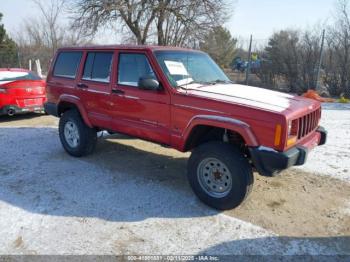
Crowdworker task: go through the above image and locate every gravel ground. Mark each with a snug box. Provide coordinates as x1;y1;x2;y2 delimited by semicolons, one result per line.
0;104;349;255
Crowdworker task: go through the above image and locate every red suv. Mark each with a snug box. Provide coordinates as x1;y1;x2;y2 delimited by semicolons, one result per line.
45;45;327;210
0;68;46;116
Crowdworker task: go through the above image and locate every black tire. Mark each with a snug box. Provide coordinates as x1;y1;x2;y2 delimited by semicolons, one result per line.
59;109;97;157
187;141;253;210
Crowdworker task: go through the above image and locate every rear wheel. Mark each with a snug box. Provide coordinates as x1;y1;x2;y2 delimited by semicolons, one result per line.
187;141;253;210
59;110;97;157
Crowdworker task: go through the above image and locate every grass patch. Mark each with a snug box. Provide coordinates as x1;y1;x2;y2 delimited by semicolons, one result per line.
338;96;350;103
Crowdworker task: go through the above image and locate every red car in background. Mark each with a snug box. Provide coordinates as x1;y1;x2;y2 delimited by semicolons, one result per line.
0;68;46;116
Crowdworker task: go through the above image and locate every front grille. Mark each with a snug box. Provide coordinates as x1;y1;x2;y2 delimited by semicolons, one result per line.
297;108;321;139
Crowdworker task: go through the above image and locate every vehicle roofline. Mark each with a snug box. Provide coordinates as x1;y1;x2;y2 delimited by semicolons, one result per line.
55;44;204;53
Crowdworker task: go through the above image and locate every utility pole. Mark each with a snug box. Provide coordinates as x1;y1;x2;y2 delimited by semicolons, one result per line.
245;34;253;85
17;50;22;68
315;29;325;90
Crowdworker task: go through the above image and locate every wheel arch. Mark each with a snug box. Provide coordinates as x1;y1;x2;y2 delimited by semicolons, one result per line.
57;94;92;128
182;115;258;151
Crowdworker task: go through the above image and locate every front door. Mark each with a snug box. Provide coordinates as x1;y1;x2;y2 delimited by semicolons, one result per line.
110;51;171;145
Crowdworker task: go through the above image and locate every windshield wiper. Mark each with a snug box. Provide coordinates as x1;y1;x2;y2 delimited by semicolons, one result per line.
177;80;207;88
178;80;196;87
176;79;233;90
206;79;234;85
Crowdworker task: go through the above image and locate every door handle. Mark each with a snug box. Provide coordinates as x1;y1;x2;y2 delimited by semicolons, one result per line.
50;81;63;86
112;89;125;95
77;83;88;88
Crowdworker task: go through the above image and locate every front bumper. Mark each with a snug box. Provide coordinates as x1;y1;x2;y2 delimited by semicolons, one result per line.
249;126;327;177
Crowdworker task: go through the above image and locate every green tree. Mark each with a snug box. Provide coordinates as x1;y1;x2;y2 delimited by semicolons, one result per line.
264;30;301;93
200;26;236;68
0;13;18;68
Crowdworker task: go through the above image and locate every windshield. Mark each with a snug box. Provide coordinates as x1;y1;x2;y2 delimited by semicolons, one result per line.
0;71;41;82
154;50;231;88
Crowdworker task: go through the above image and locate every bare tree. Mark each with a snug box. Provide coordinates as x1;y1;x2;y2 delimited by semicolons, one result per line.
323;35;342;96
326;0;350;97
156;0;230;46
15;0;92;73
298;28;322;90
70;0;232;46
71;0;157;45
31;0;66;56
255;28;322;94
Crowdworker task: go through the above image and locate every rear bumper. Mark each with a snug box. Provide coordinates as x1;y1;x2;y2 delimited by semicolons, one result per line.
0;105;44;116
44;102;58;117
249;126;327;177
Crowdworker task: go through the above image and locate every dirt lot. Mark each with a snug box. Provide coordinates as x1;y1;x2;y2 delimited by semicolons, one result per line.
0;104;349;255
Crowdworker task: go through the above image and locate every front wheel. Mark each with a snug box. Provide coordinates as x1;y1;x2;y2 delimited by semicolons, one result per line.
59;109;97;157
187;142;253;210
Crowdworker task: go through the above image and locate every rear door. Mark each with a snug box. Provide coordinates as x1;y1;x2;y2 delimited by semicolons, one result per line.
76;51;114;128
110;50;171;145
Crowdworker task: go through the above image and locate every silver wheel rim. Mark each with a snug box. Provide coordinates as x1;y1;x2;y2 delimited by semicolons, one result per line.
64;121;80;148
197;157;233;198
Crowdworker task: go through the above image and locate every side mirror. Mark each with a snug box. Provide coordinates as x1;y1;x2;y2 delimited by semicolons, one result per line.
138;76;160;90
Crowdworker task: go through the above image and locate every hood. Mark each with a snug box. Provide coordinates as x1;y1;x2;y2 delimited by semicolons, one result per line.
185;84;318;114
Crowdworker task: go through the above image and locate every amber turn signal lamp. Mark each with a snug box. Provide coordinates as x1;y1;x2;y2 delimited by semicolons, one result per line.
287;136;297;146
274;124;282;146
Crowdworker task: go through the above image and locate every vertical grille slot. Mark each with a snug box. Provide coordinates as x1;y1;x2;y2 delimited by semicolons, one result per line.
308;114;312;133
302;116;307;137
296;108;321;140
298;118;303;139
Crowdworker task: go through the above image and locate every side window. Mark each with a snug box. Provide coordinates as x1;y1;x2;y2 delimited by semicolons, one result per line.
82;52;113;83
118;53;156;87
53;51;82;78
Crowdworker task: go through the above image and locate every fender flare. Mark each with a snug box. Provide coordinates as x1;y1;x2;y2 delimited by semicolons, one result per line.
58;94;93;128
181;115;259;150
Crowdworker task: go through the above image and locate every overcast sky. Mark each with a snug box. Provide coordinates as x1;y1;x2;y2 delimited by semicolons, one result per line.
0;0;337;44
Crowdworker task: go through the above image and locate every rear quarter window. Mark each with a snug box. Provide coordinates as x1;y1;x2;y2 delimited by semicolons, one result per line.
53;51;82;79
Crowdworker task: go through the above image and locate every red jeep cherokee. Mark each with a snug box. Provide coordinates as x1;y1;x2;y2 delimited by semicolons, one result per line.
45;45;327;210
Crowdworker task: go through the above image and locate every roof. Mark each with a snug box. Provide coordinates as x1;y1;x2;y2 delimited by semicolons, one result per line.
58;44;203;53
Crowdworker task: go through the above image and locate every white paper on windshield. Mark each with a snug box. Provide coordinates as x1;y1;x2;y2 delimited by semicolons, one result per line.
164;61;189;75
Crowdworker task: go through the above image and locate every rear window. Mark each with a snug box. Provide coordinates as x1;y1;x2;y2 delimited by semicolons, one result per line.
82;52;113;83
0;71;41;81
53;51;82;78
